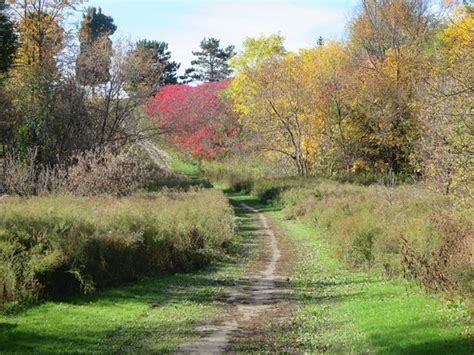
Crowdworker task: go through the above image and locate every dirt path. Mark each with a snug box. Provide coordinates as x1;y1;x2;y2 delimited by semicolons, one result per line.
178;203;290;354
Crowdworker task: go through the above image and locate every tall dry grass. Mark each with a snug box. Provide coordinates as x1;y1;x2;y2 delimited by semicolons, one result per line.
0;190;235;312
248;178;473;300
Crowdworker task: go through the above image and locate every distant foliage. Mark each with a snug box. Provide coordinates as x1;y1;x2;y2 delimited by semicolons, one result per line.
227;1;471;183
146;81;240;159
418;5;473;205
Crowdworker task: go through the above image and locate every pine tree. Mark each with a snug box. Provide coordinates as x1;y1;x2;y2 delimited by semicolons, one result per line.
136;40;180;85
76;7;116;86
0;1;17;74
181;37;235;83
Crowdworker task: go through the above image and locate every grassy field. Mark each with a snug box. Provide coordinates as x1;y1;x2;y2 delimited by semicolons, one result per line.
0;194;262;353
229;193;472;354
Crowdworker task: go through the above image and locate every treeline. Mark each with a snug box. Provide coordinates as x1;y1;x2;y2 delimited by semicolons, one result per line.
226;0;472;204
146;0;472;204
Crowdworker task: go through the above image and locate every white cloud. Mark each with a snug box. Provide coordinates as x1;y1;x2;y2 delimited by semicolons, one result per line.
139;2;351;75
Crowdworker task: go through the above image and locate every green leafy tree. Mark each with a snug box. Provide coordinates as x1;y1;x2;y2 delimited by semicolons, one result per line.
0;1;17;74
76;7;116;86
182;37;235;83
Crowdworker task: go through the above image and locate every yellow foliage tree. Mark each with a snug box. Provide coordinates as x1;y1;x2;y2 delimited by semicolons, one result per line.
418;4;473;205
229;35;338;176
15;11;63;69
346;0;434;175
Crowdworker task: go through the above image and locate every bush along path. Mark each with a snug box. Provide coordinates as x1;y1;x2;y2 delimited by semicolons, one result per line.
179;202;292;353
226;193;472;354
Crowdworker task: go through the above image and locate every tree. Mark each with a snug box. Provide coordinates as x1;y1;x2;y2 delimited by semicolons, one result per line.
15;11;64;71
346;0;437;175
229;34;323;176
229;34;328;176
123;42;162;98
2;0;84;164
7;0;81;71
145;81;239;159
298;42;355;175
124;40;181;97
181;37;235;83
228;34;286;114
0;1;17;74
418;3;473;203
76;7;116;86
136;40;180;85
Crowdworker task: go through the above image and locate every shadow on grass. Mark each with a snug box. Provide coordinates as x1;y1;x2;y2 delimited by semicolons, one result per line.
366;323;473;354
227;192;283;213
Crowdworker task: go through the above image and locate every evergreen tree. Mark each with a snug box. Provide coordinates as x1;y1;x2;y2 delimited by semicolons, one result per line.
181;37;235;83
76;7;116;86
136;40;180;85
0;1;17;74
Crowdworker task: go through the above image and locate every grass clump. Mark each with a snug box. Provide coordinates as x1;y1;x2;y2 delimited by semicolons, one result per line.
0;190;236;312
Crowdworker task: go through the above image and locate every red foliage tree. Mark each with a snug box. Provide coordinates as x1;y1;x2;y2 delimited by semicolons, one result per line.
145;80;239;158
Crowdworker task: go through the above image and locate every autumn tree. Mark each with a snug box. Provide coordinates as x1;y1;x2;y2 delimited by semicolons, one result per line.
229;34;322;176
1;0;89;165
124;41;163;98
418;2;473;203
136;40;180;85
0;1;17;152
7;0;81;71
182;37;235;83
76;7;116;86
145;81;239;159
124;40;181;97
297;42;356;174
347;0;437;175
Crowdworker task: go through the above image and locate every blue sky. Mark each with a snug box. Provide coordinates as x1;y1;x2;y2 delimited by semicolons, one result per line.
75;0;360;74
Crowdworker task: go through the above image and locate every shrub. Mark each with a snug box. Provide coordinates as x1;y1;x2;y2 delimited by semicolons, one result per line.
1;144;177;197
401;212;473;297
0;190;236;312
249;177;473;299
64;145;153;196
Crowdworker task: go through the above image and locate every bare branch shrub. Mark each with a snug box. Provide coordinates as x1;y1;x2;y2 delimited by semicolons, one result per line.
401;212;473;296
63;145;150;196
1;144;166;197
3;149;39;196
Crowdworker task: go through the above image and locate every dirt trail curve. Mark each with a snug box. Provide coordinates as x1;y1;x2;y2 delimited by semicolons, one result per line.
178;203;288;354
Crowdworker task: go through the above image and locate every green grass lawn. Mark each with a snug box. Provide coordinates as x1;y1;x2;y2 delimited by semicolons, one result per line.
169;156;199;178
230;193;472;354
0;200;261;353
